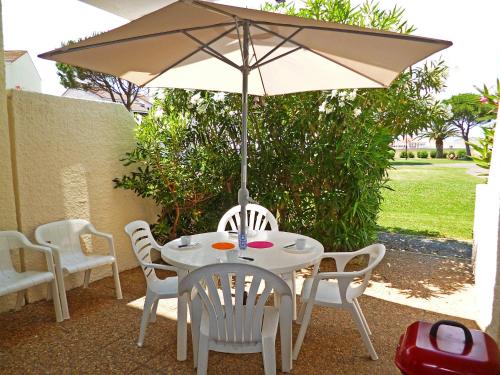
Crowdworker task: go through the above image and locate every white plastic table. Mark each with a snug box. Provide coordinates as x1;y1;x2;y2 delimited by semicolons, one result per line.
161;230;324;361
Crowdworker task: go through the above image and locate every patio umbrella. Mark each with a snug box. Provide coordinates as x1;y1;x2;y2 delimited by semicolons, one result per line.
39;0;451;249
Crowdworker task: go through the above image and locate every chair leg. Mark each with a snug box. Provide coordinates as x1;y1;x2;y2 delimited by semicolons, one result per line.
150;299;159;323
262;336;276;375
273;292;280;308
189;302;201;368
349;305;378;360
112;262;123;299
46;283;52;301
353;298;372;335
137;291;155;347
83;269;91;288
15;290;25;311
197;333;209;375
50;280;63;322
296;301;307;325
55;267;70;320
292;298;315;360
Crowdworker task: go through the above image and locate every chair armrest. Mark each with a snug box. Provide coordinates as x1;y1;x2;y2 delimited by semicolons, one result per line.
35;240;61;253
143;262;178;274
21;243;57;274
23;243;52;256
314;247;372;275
88;229;112;241
315;270;364;281
86;225;116;257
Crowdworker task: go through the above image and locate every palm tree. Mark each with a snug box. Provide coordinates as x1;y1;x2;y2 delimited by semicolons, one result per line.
419;121;458;158
418;102;457;158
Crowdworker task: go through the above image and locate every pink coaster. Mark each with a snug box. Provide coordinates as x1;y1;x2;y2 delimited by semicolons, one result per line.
248;241;274;249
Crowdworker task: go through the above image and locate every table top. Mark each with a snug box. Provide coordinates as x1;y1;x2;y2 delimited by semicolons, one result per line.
161;231;324;274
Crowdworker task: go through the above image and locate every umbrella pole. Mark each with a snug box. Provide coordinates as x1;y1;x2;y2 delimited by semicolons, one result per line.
238;21;250;250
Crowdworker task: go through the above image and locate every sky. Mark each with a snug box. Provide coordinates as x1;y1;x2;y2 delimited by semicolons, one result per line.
2;0;500;98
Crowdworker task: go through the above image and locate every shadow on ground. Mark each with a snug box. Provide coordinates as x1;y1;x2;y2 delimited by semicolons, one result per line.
378;231;472;259
371;250;473;300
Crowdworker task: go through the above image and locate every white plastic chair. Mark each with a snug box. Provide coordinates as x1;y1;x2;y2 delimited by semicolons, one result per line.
35;219;122;320
217;204;279;232
179;263;293;375
0;231;63;322
293;244;386;361
125;220;178;347
217;204;299;319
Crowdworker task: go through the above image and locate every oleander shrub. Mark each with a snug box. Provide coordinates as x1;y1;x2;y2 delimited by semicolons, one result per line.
417;150;429;158
408;151;415;158
400;151;408;158
430;150;437;158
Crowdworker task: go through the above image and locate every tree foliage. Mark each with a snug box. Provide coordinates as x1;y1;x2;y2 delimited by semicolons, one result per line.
444;93;493;155
56;39;147;111
114;0;447;250
468;79;499;169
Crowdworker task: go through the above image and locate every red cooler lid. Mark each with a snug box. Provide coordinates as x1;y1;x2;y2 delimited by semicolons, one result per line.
395;320;500;375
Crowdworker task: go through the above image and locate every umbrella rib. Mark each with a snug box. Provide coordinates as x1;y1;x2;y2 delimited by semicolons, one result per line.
245;20;451;46
182;31;241;71
141;26;238;87
38;22;235;58
250;27;302;70
253;23;387;87
249;31;267;96
251;46;302;70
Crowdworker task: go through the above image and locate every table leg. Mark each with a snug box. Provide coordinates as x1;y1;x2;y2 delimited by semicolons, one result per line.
177;269;188;361
281;271;297;320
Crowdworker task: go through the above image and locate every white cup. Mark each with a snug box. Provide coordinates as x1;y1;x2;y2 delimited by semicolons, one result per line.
226;249;239;262
295;238;306;250
180;235;191;246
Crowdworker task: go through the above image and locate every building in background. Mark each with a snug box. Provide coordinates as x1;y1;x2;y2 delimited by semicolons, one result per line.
391;135;469;150
4;50;41;92
62;88;152;116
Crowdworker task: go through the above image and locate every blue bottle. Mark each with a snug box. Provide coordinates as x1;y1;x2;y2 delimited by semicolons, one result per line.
238;232;247;250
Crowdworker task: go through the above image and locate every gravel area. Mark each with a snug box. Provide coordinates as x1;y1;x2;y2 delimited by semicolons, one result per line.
378;231;472;259
0;248;476;375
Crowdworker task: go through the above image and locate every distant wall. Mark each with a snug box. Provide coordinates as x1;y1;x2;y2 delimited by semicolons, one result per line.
0;89;157;310
5;53;42;92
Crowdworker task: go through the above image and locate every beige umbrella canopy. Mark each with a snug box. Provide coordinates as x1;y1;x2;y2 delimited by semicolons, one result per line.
40;0;451;247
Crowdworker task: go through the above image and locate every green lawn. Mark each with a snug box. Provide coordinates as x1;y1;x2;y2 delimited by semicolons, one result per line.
392;158;474;165
378;163;484;240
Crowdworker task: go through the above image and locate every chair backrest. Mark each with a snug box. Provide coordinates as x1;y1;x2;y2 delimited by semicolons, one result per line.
124;220;160;284
35;219;90;254
217;204;278;232
179;263;292;344
0;231;28;272
346;244;386;300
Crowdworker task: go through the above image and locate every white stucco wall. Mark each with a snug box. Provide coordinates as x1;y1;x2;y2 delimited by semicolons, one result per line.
5;53;42;92
0;0;20;310
473;107;500;343
1;90;157;310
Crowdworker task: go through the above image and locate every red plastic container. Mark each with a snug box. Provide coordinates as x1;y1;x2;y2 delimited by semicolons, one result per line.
395;320;500;375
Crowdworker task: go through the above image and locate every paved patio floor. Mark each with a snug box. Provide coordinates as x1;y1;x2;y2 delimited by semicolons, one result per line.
0;249;476;374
